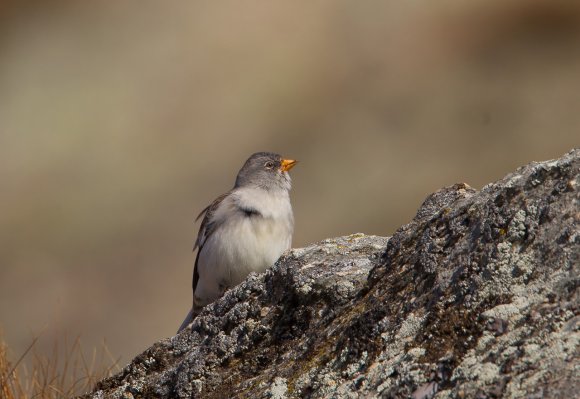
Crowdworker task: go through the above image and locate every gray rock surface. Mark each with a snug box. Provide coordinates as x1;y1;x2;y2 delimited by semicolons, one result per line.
85;149;579;399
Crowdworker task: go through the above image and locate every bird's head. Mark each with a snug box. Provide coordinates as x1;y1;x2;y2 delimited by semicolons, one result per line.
235;152;297;191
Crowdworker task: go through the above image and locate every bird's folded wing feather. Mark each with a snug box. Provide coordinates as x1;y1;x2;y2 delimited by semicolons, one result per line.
191;191;231;293
193;192;231;251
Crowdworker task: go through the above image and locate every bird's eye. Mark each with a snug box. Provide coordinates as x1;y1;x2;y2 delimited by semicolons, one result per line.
264;161;275;169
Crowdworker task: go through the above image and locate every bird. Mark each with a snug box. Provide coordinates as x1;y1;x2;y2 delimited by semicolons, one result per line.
177;152;297;332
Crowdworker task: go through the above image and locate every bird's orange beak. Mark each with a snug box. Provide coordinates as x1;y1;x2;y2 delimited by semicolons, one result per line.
280;159;298;172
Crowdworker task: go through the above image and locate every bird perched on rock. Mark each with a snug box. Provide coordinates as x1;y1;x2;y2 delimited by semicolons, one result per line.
178;152;297;332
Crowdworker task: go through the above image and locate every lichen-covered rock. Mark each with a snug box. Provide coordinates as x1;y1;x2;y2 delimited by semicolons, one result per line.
84;149;579;399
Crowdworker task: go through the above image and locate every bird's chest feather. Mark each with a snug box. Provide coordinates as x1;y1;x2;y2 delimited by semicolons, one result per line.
199;188;293;286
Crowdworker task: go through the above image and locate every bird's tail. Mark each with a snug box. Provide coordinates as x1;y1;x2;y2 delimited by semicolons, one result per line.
177;308;195;333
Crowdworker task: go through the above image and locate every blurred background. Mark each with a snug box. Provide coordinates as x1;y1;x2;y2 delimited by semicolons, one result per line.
1;0;579;373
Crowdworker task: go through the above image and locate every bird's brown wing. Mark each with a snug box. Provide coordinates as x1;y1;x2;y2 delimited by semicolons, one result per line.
191;249;201;296
191;192;230;292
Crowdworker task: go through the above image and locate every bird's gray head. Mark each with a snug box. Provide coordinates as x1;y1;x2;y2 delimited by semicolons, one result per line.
235;152;297;191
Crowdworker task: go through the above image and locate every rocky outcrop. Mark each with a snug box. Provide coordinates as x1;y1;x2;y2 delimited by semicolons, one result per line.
86;149;579;399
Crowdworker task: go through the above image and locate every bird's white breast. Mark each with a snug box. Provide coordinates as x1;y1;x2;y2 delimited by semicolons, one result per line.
194;187;293;303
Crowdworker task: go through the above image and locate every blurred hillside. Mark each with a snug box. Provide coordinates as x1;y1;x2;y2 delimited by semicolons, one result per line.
1;0;579;372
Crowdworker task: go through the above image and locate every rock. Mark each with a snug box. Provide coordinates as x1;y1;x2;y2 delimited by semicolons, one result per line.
83;149;579;399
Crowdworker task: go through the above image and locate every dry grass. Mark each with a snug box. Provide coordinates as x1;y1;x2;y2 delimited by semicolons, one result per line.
0;332;120;399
